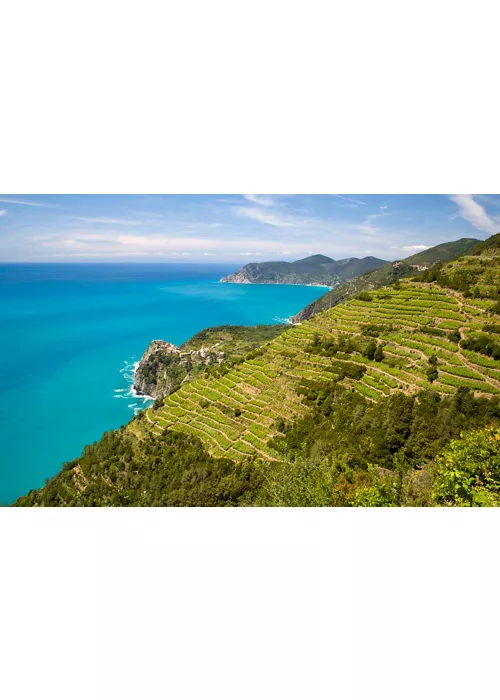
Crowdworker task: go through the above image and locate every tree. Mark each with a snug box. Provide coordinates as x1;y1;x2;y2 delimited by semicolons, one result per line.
363;341;377;361
374;345;385;362
427;368;438;383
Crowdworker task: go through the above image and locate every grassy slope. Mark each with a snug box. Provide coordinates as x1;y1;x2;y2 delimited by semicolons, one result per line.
140;248;500;463
293;237;479;322
181;324;286;355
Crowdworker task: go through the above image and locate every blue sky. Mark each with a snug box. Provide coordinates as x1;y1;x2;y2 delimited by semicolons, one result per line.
1;194;499;263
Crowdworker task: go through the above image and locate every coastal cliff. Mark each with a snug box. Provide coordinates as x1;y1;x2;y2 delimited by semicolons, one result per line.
133;325;287;399
133;339;226;399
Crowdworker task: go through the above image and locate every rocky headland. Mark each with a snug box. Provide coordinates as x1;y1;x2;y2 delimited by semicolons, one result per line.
220;254;387;287
133;325;287;399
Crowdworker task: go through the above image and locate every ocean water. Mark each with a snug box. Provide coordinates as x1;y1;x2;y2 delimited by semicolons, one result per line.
0;263;327;504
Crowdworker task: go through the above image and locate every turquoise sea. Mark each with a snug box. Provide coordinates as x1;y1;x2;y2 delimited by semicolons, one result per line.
0;263;327;504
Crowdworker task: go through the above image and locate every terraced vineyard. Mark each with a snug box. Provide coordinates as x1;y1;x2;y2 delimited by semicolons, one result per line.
145;272;500;461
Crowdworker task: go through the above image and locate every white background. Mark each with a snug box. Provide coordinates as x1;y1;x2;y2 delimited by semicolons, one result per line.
1;0;500;698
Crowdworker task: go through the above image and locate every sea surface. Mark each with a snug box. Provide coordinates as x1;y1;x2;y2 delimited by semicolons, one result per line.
0;263;327;504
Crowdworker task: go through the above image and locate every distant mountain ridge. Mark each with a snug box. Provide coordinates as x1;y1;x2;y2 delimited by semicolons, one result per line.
292;238;480;322
220;254;387;287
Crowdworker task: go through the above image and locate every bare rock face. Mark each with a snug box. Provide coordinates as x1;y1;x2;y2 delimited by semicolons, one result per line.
220;270;253;284
133;340;182;399
133;339;225;399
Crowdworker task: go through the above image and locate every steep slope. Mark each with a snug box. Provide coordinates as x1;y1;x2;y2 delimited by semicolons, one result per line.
142;279;500;463
405;238;480;265
468;232;500;256
134;325;287;399
17;236;500;508
220;254;387;287
293;238;479;322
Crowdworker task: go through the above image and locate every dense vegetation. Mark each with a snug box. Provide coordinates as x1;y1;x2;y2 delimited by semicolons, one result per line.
258;385;500;506
469;232;500;257
15;233;500;507
15;385;500;507
15;426;264;507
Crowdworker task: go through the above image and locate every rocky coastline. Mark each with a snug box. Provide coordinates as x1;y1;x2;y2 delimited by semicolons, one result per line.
133;339;226;399
133;325;288;401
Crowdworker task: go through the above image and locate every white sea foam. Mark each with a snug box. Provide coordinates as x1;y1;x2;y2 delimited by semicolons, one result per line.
273;316;293;325
114;358;154;413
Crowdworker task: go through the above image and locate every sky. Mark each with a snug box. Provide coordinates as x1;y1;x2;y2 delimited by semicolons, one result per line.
1;194;500;263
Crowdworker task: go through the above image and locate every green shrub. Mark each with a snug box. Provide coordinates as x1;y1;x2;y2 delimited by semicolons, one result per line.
483;324;500;334
363;341;377;361
426;368;438;383
432;427;500;506
461;333;500;361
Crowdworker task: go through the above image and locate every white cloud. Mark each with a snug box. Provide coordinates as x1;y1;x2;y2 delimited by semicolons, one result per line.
70;216;143;226
243;194;276;207
0;209;6;217
329;194;367;205
235;206;300;228
0;197;56;208
448;194;499;234
390;245;430;251
33;231;315;259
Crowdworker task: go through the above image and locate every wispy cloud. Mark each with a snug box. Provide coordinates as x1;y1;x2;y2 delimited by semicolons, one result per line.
329;194;367;206
4;194;498;263
391;244;430;251
70;216;143;226
0;197;57;208
243;194;276;207
448;194;500;234
235;206;301;228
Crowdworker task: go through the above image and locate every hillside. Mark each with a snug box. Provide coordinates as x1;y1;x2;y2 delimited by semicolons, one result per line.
469;232;500;256
220;254;387;287
134;325;287;399
293;238;479;322
15;234;500;507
